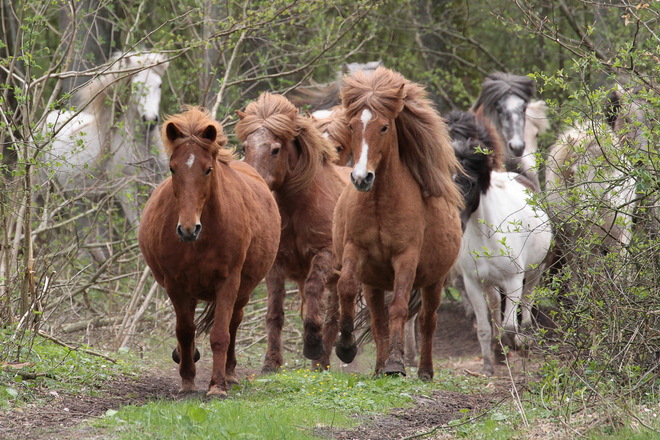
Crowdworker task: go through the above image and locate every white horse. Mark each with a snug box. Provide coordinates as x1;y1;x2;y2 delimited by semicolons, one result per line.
40;51;169;226
447;111;552;376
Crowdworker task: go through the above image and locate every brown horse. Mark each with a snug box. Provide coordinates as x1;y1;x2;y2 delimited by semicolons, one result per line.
312;107;353;166
236;93;350;372
333;67;463;380
139;107;280;398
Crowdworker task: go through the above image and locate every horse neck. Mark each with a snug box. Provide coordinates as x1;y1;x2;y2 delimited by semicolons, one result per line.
368;132;409;199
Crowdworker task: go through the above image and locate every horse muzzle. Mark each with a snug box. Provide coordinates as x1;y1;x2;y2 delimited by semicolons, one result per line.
350;171;375;192
508;139;525;157
177;223;202;242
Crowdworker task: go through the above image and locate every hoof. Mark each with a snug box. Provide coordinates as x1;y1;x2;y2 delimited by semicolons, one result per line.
383;359;406;377
206;386;228;399
172;347;200;364
335;337;358;364
418;369;433;382
303;339;325;361
313;358;330;371
178;383;199;394
226;373;240;385
261;362;281;375
482;364;495;377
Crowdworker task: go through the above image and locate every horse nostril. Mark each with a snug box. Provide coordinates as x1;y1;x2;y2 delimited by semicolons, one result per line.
177;224;184;238
365;172;374;184
194;224;202;237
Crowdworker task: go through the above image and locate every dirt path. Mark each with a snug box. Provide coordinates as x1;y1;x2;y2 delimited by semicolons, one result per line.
0;302;533;439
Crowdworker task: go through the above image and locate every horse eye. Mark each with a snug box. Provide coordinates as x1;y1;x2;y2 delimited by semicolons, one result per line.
205;167;212;176
336;146;343;153
349;125;354;132
169;167;174;175
381;125;388;133
271;147;280;156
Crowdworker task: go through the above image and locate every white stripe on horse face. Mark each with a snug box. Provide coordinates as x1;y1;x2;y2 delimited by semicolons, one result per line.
186;154;195;168
353;109;373;179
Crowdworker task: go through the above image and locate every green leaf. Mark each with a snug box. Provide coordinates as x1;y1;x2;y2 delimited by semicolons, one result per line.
5;387;18;398
490;412;508;421
105;409;118;417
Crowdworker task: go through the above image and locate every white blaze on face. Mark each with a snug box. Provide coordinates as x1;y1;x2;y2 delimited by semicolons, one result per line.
186;154;195;168
503;95;526;150
353;109;373;180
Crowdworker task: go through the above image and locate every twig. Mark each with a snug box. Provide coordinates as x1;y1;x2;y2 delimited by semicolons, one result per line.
37;330;117;363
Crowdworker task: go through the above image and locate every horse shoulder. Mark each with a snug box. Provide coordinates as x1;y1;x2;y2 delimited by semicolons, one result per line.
331;164;352;187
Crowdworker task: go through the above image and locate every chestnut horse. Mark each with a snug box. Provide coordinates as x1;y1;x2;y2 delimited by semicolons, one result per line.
312;107;353;166
236;93;350;372
333;67;463;380
139;107;280;397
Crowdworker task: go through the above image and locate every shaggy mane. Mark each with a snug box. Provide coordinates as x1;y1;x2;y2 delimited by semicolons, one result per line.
341;67;463;206
472;72;535;113
444;110;504;174
161;106;233;164
312;107;351;160
236;92;337;193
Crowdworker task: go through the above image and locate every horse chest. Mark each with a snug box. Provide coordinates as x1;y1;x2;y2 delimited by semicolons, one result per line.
276;220;327;280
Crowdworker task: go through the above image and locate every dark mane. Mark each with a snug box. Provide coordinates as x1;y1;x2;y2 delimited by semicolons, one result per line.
472;72;535;112
161;106;233;163
444;110;504;194
342;67;463;206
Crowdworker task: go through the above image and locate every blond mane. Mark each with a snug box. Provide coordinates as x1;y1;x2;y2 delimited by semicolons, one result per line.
161;106;233;163
236;92;337;193
341;67;463;205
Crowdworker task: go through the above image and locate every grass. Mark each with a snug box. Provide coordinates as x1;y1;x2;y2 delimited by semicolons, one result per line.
94;368;472;440
0;327;140;409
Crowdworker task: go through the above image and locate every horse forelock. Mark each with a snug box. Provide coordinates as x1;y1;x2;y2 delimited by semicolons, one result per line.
445;111;503;176
236;93;337;193
161;106;233;163
473;73;535;113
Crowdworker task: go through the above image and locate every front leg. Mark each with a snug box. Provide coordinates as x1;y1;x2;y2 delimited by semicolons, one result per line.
208;275;241;398
363;286;388;374
302;249;334;360
170;295;198;393
335;246;360;364
262;265;287;373
384;250;419;376
315;273;339;371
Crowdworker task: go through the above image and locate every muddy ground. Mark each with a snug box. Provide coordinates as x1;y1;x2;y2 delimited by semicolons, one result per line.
0;302;547;439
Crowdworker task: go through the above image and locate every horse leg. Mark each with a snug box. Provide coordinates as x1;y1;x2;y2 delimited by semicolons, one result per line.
315;272;339;371
302;249;333;360
417;280;443;381
501;275;525;352
404;313;418;367
519;268;542;351
463;275;495;376
207;276;241;399
484;285;505;360
335;247;360;364
364;286;388;374
262;265;286;374
225;286;252;386
171;295;198;393
383;252;418;377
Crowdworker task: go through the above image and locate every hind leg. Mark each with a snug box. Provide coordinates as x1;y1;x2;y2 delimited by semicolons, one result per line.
263;264;286;373
225;278;253;385
170;294;198;393
404;313;418;367
364;286;388;374
500;275;525;351
417;281;442;381
315;274;339;371
302;249;333;361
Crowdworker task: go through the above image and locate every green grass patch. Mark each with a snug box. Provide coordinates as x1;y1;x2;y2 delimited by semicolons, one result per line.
95;367;487;439
0;328;140;408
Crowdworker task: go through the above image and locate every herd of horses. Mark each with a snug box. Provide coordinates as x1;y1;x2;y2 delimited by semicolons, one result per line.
40;53;651;398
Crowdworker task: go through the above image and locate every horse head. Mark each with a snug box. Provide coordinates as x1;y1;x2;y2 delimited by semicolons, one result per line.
606;84;654;155
124;52;169;128
312;107;353;166
236;92;335;193
473;73;535;158
162;107;230;243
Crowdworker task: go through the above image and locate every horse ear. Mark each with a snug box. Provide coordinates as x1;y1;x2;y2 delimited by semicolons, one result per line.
166;122;182;142
201;124;217;142
235;110;247;120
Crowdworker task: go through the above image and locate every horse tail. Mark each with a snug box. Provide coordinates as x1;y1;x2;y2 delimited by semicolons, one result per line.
356;289;423;346
195;302;215;334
